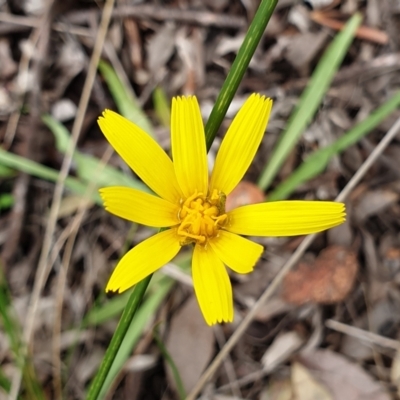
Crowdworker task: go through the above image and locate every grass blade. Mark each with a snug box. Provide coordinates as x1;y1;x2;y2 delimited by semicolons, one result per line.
42;114;150;192
0;148;102;204
86;275;152;400
258;13;362;191
153;87;171;128
154;329;186;400
269;91;400;200
0;266;45;400
98;60;154;135
98;277;175;399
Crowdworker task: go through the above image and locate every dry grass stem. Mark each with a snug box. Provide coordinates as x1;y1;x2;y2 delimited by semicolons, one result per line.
8;0;115;398
326;319;400;351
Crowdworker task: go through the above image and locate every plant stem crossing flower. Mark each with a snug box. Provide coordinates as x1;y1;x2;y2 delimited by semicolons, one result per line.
98;94;346;325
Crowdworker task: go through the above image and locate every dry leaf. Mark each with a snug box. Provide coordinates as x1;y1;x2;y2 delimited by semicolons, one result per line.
147;23;176;74
225;181;265;212
282;246;358;305
260;378;293;400
300;349;391;400
165;295;215;394
354;189;398;222
285;30;329;72
391;350;400;396
291;362;333;400
261;331;304;373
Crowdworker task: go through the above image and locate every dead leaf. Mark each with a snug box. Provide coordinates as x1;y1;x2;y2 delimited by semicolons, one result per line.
285;30;329;73
261;331;304;373
147;23;176;74
391;350;400;396
225;181;265;212
292;362;333;400
165;295;215;394
260;378;293;400
282;246;358;305
300;349;391;400
354;189;399;222
57;194;94;219
341;300;400;361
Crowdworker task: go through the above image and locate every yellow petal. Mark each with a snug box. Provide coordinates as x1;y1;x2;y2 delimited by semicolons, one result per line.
100;186;180;227
171;96;208;197
106;229;181;293
210;94;273;195
227;201;346;236
192;244;233;325
98;110;181;203
209;231;263;274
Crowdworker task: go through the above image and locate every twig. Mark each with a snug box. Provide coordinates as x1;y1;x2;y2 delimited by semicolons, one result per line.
161;264;193;287
0;12;92;37
8;0;115;398
52;146;113;400
68;5;245;29
0;4;245;37
325;319;400;350
7;3;54;394
311;11;389;44
213;326;242;398
186;114;400;399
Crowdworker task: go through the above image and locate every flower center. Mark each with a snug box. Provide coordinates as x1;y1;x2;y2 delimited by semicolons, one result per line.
177;189;227;246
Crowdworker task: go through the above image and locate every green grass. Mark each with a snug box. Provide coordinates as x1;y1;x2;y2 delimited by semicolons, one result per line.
269;91;400;200
0;265;45;399
258;13;362;191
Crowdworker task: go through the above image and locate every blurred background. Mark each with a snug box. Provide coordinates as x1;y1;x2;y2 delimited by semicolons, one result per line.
1;0;400;399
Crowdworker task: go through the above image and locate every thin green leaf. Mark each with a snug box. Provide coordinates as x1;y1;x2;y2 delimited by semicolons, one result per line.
86;254;191;399
0;164;14;177
0;266;45;400
154;329;186;400
98;61;154;136
86;275;152;400
0;193;13;210
42;114;150;193
153;87;171;128
0;148;102;204
258;13;363;191
269;91;400;200
98;278;174;399
85;253;190;326
0;367;11;395
85;290;131;327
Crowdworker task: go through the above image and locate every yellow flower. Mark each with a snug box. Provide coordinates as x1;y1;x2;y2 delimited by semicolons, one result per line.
98;94;346;325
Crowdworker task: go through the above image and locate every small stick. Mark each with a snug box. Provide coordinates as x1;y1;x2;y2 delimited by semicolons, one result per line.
325;319;400;351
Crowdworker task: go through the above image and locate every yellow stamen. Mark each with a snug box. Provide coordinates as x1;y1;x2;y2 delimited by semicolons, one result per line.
177;191;227;245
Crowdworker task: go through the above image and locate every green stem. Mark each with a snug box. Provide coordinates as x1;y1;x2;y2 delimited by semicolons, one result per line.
86;275;152;400
205;0;279;150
